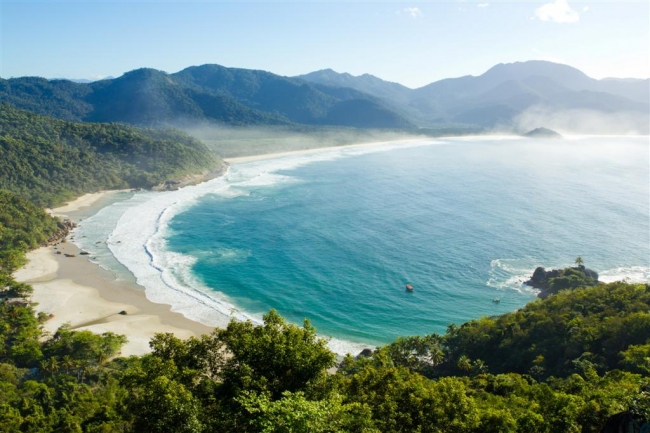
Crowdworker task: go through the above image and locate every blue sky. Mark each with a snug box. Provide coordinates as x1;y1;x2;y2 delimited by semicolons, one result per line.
1;0;648;88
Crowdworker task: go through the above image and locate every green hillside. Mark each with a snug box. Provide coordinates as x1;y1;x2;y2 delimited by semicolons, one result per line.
0;279;647;432
384;281;650;380
0;104;223;207
0;65;412;129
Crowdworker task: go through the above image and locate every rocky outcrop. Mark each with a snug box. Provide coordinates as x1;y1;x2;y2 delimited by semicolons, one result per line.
526;266;561;290
525;265;599;298
358;348;374;358
43;219;77;246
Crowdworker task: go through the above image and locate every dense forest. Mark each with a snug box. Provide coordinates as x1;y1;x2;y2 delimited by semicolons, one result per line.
0;104;223;207
2;61;648;133
0;195;648;431
0;66;412;129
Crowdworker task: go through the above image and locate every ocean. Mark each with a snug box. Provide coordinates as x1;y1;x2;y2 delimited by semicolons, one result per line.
74;136;650;354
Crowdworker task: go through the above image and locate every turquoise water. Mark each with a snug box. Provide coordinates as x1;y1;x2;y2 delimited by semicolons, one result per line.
159;136;649;348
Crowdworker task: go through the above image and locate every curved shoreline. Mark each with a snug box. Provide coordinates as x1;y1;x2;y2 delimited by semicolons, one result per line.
15;140;424;357
16;191;213;357
14;136;650;357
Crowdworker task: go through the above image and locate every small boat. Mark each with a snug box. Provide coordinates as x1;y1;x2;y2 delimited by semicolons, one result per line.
405;284;414;291
492;298;500;303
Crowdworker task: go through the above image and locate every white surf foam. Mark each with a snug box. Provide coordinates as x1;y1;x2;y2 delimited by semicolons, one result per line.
487;258;539;294
599;266;650;284
326;337;374;357
487;259;649;294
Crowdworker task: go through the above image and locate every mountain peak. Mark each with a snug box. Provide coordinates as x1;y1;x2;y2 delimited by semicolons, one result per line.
482;60;590;80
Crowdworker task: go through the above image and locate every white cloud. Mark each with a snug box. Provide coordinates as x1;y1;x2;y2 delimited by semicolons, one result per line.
582;6;589;12
535;0;580;23
477;3;489;8
403;7;423;18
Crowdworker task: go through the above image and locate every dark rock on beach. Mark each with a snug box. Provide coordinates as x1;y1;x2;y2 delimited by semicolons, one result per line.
358;348;374;358
43;219;77;246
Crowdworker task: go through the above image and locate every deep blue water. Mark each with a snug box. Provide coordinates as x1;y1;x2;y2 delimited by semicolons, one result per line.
164;137;649;348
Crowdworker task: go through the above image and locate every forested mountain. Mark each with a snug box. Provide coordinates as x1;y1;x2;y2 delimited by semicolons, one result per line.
298;60;650;133
0;65;412;129
297;68;413;105
0;104;223;207
3;60;646;133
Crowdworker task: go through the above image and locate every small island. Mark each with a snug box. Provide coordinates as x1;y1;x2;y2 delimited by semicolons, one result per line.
523;127;563;139
525;257;599;298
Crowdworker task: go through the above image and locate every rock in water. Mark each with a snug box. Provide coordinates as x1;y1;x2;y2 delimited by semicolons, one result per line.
525;265;599;298
523;127;563;139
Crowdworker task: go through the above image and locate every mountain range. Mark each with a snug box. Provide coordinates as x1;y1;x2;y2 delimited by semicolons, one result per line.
1;61;648;133
297;60;649;133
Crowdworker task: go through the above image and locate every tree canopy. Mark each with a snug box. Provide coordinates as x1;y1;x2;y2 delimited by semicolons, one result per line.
0;104;222;207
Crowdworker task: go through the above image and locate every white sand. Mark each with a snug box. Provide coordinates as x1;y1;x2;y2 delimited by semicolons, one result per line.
31;278;195;357
13;248;59;283
224;138;429;164
47;190;129;219
15;196;212;357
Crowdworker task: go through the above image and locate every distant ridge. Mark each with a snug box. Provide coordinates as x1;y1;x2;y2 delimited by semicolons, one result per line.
296;69;413;103
298;60;649;134
50;77;115;83
0;65;411;129
1;60;647;133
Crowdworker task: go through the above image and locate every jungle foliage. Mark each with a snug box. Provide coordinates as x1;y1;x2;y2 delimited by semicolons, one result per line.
1;271;648;431
0;104;222;207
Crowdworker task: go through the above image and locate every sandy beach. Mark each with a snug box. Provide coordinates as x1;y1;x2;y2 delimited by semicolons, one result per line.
46;191;117;219
14;139;430;357
15;191;213;357
223;138;429;164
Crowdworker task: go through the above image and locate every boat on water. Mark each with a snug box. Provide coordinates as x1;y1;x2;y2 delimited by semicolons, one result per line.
492;298;500;303
405;284;414;291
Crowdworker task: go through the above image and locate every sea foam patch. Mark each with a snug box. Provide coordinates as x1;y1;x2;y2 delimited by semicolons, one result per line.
599;266;650;284
487;258;539;293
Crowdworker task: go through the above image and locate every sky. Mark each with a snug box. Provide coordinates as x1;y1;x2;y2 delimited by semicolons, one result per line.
1;0;648;88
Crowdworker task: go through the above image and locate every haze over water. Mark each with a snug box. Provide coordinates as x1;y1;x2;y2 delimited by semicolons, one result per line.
76;136;650;353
